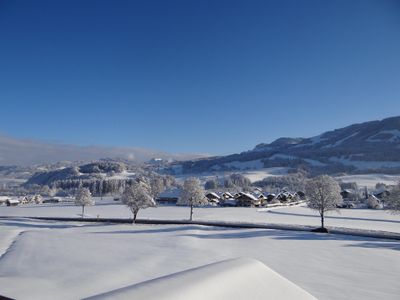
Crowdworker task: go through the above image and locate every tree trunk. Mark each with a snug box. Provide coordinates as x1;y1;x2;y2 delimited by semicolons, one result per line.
82;205;85;218
321;212;324;229
133;210;138;224
190;204;193;221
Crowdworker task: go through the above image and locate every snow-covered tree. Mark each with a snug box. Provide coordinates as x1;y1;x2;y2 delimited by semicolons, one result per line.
150;177;166;198
75;187;94;218
33;194;43;204
305;175;342;231
386;182;400;213
204;178;219;190
121;181;156;223
178;177;207;221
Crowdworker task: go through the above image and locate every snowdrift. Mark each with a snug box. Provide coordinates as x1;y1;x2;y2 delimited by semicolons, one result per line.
86;258;316;300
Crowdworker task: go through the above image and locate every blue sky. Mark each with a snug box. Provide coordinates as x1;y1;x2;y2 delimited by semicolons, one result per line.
0;0;399;155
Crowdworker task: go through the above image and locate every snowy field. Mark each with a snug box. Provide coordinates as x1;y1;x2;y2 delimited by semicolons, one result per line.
335;173;400;188
173;167;290;183
1;202;399;233
0;218;399;300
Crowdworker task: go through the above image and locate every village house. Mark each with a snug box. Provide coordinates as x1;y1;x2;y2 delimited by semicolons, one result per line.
221;192;234;199
0;196;11;205
156;188;181;205
235;192;261;207
6;199;20;206
340;189;358;201
205;192;220;206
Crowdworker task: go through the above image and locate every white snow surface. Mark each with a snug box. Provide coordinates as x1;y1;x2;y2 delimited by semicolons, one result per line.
329;157;400;169
173;167;290;184
303;158;327;167
0;217;398;300
335;173;400;188
1;202;399;233
222;159;264;170
87;258;316;300
367;129;400;142
323;132;359;148
269;153;297;160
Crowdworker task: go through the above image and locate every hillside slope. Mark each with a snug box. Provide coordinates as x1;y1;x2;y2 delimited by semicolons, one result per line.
169;116;400;175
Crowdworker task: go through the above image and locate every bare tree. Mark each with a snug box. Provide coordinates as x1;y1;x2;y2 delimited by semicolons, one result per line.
121;181;156;223
305;175;342;232
75;187;94;218
178;177;207;221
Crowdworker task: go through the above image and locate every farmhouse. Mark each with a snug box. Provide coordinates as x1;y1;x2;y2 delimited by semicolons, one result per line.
157;188;181;205
373;188;390;199
0;196;10;205
221;192;234;199
43;197;61;204
6;199;19;206
205;192;220;205
235;192;261;207
340;189;357;200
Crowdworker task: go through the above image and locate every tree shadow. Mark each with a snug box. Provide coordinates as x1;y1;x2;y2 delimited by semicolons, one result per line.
89;225;232;235
344;241;400;251
178;228;400;251
0;218;114;229
267;210;400;224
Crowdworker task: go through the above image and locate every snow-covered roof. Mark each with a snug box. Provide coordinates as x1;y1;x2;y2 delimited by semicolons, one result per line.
206;192;220;199
342;189;356;194
368;194;379;200
237;192;258;201
222;192;234;198
158;188;182;198
6;199;20;204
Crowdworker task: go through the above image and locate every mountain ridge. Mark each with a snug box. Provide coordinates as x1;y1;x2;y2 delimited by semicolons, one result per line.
0;134;203;166
168;116;400;175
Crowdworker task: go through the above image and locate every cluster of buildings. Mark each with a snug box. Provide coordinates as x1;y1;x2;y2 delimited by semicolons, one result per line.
156;188;306;207
339;186;390;209
0;195;70;206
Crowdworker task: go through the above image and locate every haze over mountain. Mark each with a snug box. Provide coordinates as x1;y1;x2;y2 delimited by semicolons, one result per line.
0;134;203;166
171;116;400;175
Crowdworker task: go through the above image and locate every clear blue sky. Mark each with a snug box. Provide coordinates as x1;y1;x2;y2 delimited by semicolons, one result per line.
0;0;399;155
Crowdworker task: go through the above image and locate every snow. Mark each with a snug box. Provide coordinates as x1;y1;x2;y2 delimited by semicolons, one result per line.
367;130;400;142
89;258;316;300
241;167;290;182
0;218;398;300
335;173;400;188
1;203;399;299
158;187;181;198
303;158;327;167
329;157;400;169
269;154;297;160
223;159;264;170
297;134;327;146
323;132;359;148
1;203;399;233
173;167;290;184
102;170;136;180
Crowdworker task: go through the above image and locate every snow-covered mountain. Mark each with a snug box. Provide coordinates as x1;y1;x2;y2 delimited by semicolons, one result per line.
0;134;203;166
170;116;400;175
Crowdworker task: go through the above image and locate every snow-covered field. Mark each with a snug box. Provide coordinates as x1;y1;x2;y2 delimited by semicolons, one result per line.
335;173;400;188
173;167;290;183
0;218;399;300
1;202;399;233
91;258;316;300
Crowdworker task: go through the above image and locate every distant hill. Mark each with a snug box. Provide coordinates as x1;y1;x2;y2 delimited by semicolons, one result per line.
166;116;400;175
0;134;203;166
